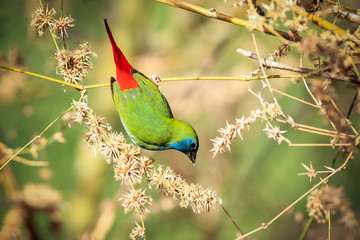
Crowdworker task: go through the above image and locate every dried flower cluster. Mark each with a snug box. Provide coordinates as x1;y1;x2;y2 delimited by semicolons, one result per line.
307;188;326;223
307;186;359;232
149;166;222;213
55;42;96;85
31;5;74;39
31;5;94;86
211;99;291;156
121;188;152;214
130;222;146;240
71;94;221;238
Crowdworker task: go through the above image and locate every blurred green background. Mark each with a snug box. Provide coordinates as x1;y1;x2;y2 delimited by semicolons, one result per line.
1;0;360;239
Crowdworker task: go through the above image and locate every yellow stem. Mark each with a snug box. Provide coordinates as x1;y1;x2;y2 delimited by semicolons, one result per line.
298;170;333;175
140;215;146;240
291;4;347;36
0;64;306;89
159;74;303;82
275;118;354;138
85;83;111;89
152;0;300;42
325;0;357;12
251;32;278;104
272;88;320;109
0;65;83;90
296;127;347;138
50;27;60;51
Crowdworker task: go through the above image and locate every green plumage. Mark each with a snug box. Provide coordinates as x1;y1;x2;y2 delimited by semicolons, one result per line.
111;71;172;149
111;71;198;152
106;19;198;163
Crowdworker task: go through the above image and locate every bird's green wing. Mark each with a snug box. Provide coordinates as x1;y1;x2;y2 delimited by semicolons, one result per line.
110;73;174;150
132;69;173;119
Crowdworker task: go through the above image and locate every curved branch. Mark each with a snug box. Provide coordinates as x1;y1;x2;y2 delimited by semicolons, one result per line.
152;0;301;42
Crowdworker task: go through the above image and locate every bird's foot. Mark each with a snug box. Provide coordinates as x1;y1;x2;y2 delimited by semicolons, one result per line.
150;74;161;88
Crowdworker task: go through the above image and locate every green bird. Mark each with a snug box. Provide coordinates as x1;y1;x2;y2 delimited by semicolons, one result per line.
104;19;199;163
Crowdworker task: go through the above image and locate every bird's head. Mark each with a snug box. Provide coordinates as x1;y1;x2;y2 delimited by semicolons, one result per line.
168;120;199;163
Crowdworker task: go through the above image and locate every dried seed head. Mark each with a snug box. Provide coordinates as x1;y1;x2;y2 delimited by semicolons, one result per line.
55;42;96;85
120;188;152;214
130;222;146;240
83;113;106;147
307;188;326;223
148;166;221;213
53;16;74;39
31;6;56;37
113;159;141;184
100;132;125;163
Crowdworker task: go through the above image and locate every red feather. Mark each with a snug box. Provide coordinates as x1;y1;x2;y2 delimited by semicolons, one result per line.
104;19;140;91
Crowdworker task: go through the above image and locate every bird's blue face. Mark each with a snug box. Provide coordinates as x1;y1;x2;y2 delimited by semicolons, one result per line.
169;137;198;163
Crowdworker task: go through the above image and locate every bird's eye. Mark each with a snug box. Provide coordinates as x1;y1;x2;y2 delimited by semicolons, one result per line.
190;142;196;149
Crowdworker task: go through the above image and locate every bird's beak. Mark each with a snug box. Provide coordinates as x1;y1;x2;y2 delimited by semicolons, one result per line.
187;150;197;164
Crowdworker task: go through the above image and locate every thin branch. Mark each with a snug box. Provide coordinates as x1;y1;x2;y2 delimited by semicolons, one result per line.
299;53;338;130
289;143;351;147
325;0;357;12
328;98;358;135
236;151;353;240
276;118;355;138
237;48;360;84
0;105;75;170
152;0;301;42
221;204;245;237
251;32;278;104
271;88;320;109
295;127;350;138
299;218;313;240
0;65;83;90
279;116;354;140
0;64;306;89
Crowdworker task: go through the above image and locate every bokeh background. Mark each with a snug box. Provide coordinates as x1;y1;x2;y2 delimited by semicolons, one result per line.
1;0;360;239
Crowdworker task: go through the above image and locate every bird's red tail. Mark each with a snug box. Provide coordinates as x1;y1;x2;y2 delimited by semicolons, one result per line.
104;19;139;91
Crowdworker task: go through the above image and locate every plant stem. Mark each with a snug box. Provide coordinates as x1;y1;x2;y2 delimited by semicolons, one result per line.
0;65;83;90
152;0;300;42
289;2;347;36
289;143;351;147
0;105;75;171
298;217;313;240
272;88;320;109
221;204;245;236
236;151;353;240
